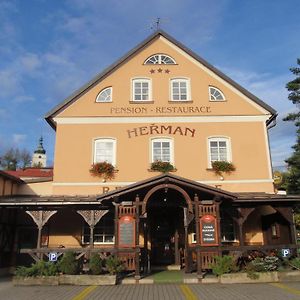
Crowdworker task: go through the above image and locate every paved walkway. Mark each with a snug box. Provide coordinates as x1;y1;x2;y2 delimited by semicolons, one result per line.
1;278;300;300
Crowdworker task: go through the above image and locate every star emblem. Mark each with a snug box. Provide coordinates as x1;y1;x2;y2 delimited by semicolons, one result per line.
165;69;170;74
150;69;155;74
157;68;163;73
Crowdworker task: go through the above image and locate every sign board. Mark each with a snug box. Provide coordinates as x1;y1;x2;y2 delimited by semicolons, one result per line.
281;248;291;258
118;216;135;247
200;214;218;246
48;252;58;262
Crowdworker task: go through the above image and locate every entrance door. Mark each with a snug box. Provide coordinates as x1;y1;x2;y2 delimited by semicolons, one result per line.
148;206;184;266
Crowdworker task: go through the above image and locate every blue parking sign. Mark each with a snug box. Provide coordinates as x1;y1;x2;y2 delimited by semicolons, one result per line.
48;252;58;262
282;248;291;258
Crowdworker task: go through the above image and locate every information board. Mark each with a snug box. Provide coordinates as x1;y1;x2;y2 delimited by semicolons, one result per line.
118;216;135;247
200;214;218;246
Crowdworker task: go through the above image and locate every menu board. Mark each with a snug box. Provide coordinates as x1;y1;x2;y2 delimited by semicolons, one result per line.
200;214;218;246
118;216;135;247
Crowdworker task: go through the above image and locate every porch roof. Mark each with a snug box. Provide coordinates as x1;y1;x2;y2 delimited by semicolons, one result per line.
0;194;99;206
97;173;237;202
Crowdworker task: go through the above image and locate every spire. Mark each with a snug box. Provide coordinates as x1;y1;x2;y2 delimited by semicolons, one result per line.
34;136;46;154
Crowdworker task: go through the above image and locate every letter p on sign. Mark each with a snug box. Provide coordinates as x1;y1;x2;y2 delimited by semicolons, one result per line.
48;252;58;262
282;248;290;258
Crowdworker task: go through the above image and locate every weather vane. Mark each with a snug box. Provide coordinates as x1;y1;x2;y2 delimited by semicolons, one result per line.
150;17;169;31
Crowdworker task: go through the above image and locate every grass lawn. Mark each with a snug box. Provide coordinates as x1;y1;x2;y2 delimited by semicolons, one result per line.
152;270;183;283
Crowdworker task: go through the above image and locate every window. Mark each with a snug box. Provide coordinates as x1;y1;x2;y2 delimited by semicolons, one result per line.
132;78;151;101
94;138;116;165
151;138;173;163
96;87;112;102
144;54;176;65
82;213;114;244
208;137;231;167
170;78;190;101
209;87;225;101
220;211;236;242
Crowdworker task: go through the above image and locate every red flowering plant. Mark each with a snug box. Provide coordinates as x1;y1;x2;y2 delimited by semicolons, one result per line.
211;161;235;176
90;161;115;180
150;161;176;173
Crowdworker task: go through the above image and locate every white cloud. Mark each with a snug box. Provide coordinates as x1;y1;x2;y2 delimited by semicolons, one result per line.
12;134;27;145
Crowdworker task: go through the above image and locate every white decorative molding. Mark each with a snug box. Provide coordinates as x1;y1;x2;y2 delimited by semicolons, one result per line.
53;115;270;125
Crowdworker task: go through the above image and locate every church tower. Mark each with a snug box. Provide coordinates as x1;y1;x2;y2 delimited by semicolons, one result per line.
31;137;47;168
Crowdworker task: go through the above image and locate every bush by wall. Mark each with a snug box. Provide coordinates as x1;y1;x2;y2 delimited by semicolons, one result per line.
59;252;78;275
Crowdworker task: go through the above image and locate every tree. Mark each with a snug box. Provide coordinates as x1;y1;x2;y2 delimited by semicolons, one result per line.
0;147;31;170
283;59;300;194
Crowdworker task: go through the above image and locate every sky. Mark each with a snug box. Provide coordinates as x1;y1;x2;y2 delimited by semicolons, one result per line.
0;0;299;169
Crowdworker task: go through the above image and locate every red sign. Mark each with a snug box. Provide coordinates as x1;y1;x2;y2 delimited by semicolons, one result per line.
118;216;135;247
200;214;218;246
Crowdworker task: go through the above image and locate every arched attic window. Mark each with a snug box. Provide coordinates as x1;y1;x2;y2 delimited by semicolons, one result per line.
96;87;112;102
144;54;176;65
209;86;226;101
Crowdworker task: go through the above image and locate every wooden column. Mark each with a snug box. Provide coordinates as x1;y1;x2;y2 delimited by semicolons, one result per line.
174;229;179;265
194;194;202;279
114;201;119;256
135;195;140;281
77;210;109;252
26;210;57;257
183;207;189;272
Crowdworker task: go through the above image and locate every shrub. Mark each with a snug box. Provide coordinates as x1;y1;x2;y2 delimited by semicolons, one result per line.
211;161;235;175
245;256;279;279
89;254;103;275
105;256;124;275
15;261;59;277
211;255;238;277
59;252;78;275
150;161;175;173
289;257;300;270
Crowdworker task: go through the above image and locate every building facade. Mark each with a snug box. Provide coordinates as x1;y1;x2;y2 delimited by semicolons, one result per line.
0;30;299;278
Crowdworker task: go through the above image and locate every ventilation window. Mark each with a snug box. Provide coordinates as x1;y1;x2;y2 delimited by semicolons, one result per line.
209;87;226;101
96;87;112;102
144;54;176;65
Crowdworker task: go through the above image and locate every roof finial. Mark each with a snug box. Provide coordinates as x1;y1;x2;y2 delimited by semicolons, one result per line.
150;17;164;31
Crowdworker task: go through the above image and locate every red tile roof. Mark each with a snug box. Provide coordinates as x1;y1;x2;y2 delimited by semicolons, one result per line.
4;168;53;178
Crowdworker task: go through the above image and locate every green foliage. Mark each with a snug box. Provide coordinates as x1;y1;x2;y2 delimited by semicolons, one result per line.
245;256;279;279
59;252;78;275
150;161;175;173
105;256;124;275
15;261;59;277
283;58;300;194
89;254;103;275
211;161;235;175
90;162;115;180
289;257;300;270
211;255;238;277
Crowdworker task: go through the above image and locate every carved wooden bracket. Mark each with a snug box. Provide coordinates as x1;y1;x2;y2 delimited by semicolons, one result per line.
77;210;109;227
26;210;57;229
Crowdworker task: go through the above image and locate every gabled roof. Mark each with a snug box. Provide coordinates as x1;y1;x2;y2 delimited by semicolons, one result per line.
45;30;277;129
0;170;24;183
5;168;53;179
97;173;237;202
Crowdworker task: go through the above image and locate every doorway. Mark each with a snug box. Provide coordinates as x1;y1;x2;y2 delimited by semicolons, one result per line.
146;189;187;266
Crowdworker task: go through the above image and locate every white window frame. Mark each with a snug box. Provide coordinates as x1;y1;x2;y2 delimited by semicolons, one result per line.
144;54;176;65
207;137;232;168
93;138;117;166
209;86;226;101
132;78;152;102
170;78;191;101
96;87;112;103
150;137;174;164
82;214;115;245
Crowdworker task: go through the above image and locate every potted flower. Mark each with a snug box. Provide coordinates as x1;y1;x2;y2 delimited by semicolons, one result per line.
211;161;235;177
90;161;115;180
150;161;176;173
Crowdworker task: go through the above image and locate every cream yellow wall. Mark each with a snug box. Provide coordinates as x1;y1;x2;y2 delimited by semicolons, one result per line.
56;37;268;119
17;181;53;196
52;120;273;195
48;34;274;196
